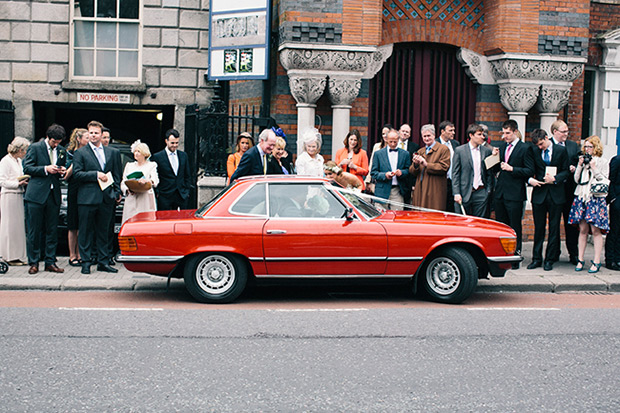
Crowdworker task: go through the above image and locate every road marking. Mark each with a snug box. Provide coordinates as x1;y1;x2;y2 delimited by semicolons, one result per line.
270;308;368;312
467;307;560;311
58;307;164;311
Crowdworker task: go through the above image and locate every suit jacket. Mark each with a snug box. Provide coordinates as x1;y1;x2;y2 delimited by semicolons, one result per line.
23;140;67;205
451;143;493;204
73;144;122;205
151;149;191;200
552;138;580;196
609;155;620;204
370;147;412;199
493;140;534;202
230;145;262;181
436;138;459;152
530;144;570;205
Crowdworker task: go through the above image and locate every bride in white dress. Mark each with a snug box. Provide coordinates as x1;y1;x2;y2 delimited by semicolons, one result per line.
121;141;159;224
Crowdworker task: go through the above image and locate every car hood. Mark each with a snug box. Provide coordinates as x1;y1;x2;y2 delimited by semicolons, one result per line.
376;209;517;235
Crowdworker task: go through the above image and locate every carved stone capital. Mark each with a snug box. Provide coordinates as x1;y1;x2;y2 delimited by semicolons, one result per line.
288;72;327;105
457;48;495;85
536;84;572;113
497;82;540;113
327;76;362;106
599;27;620;67
362;44;393;79
488;54;585;83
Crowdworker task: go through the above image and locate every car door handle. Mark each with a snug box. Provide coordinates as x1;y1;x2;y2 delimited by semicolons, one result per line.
266;230;287;235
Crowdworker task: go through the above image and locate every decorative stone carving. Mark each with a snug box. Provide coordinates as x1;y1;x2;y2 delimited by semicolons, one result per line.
497;83;540;113
287;73;327;105
536;84;572;113
488;54;585;82
457;48;495;85
281;48;370;73
362;44;393;80
327;76;362;106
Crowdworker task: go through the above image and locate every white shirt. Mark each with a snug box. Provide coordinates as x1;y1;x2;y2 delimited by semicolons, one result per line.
165;147;178;174
440;137;454;179
387;148;399;185
469;142;482;189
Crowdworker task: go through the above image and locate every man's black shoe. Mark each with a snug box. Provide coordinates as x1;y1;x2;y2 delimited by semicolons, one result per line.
609;262;620;271
109;257;116;266
97;264;118;273
543;261;553;271
81;265;91;275
569;256;579;265
527;261;542;270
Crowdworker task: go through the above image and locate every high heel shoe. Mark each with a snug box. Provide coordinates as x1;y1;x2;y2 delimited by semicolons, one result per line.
575;259;585;272
588;261;602;274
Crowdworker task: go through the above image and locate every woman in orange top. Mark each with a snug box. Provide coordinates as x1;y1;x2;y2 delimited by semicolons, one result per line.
335;129;369;189
227;132;254;183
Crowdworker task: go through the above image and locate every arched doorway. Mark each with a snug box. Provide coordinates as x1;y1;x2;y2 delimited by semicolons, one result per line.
368;42;477;148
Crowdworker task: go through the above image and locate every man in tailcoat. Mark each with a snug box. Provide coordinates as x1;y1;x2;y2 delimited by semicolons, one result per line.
23;123;68;274
371;129;412;210
151;129;192;211
73;120;122;274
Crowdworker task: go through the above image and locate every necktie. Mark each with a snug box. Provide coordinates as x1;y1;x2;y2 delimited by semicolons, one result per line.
426;146;431;154
389;149;398;152
505;143;513;162
399;141;405;150
95;147;105;170
263;154;267;174
48;146;54;165
472;147;482;189
170;152;178;175
544;149;550;166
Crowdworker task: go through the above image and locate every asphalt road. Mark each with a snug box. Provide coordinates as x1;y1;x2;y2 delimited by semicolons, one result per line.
1;292;620;411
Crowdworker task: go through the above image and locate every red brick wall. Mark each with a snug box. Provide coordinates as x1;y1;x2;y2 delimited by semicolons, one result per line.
484;0;540;54
589;1;620;66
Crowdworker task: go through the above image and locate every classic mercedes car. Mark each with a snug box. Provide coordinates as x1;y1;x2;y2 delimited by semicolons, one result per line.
117;176;521;304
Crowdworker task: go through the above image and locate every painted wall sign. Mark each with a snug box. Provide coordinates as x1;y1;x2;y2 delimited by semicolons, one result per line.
208;0;269;80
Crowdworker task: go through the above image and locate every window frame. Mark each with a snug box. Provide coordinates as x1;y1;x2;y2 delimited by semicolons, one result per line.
69;0;143;82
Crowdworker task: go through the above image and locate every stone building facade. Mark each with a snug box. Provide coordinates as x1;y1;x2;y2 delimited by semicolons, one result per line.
0;0;214;154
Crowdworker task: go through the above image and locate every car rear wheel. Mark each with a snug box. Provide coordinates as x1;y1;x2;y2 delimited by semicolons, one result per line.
420;247;477;304
184;253;247;303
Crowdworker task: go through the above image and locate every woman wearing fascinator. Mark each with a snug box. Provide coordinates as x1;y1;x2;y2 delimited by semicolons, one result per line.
120;140;159;224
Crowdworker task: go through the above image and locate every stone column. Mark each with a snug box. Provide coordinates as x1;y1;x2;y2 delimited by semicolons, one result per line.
287;71;327;155
536;83;572;134
497;81;540;133
595;29;620;155
327;75;362;158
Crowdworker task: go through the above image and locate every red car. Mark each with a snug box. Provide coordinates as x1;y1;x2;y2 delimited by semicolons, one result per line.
117;176;521;304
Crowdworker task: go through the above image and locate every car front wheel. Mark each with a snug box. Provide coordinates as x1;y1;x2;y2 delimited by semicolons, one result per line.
420;247;477;304
184;253;247;303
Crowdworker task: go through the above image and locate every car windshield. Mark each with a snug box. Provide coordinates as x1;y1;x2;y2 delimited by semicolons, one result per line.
195;183;234;216
332;186;382;219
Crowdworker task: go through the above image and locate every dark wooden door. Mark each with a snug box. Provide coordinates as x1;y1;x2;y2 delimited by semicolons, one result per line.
368;42;477;149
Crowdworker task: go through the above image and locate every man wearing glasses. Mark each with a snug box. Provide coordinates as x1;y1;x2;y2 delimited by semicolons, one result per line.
550;120;580;265
23;124;67;274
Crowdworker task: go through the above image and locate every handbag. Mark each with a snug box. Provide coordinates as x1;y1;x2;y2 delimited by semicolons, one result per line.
590;177;610;196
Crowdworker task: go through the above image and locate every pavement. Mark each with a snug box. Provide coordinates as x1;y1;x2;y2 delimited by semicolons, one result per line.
1;241;620;294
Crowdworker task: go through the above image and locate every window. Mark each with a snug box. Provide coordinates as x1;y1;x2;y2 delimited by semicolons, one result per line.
230;183;267;216
269;184;347;219
71;0;141;81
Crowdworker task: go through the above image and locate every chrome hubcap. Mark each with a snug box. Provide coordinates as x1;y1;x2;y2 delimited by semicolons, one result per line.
196;255;235;295
426;257;460;295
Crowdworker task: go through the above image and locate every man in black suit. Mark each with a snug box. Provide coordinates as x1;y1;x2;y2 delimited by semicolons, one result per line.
23;124;68;275
526;129;570;271
451;123;493;217
73;120;122;274
606;154;620;270
370;129;412;210
151;129;192;210
550;120;580;265
493;119;534;265
230;129;278;181
398;123;419;205
437;120;459;212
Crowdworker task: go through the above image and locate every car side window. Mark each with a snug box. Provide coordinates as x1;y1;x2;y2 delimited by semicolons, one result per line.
230;183;267;216
269;183;346;219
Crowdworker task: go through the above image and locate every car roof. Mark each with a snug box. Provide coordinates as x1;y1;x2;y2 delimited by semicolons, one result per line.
235;175;331;184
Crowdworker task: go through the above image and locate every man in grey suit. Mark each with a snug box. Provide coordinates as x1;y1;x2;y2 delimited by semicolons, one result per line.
451;123;493;217
73;120;122;274
23;124;68;274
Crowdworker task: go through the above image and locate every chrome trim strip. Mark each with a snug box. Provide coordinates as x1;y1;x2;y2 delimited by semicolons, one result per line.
254;274;413;279
387;256;424;261
117;255;183;263
487;256;523;263
264;256;387;262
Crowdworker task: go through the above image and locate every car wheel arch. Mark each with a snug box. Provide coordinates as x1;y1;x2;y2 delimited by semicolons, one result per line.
417;241;488;279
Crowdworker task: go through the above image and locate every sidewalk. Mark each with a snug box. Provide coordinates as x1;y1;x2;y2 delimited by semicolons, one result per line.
1;242;619;293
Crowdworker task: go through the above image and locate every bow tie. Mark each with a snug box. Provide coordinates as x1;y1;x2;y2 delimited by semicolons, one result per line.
389;149;398;152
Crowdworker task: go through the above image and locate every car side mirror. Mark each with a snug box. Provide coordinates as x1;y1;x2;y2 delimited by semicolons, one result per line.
343;207;355;221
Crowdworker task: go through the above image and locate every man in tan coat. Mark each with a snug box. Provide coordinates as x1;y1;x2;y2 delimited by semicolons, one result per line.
410;124;451;210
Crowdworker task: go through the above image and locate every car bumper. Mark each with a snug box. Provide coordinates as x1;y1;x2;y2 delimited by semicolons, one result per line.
487;255;523;277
